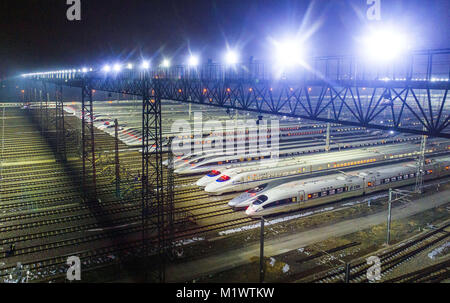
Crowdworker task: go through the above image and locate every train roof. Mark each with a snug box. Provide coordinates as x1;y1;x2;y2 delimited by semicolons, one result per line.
259;157;449;200
222;142;424;175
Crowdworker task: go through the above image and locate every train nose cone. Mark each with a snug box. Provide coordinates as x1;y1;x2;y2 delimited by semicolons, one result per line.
204;183;219;194
245;207;254;216
174;168;185;174
228;193;251;208
196;176;212;187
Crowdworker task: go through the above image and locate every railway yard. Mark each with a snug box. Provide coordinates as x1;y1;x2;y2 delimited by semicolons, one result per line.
0;100;449;283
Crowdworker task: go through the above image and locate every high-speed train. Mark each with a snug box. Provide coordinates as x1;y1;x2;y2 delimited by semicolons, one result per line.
180;135;424;175
228;177;302;208
165;125;368;167
168;128;399;168
245;156;450;217
175;130;408;171
197;137;437;188
203;141;450;195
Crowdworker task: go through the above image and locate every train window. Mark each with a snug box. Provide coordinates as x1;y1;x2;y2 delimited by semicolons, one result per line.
336;188;343;193
367;182;373;187
329;189;336;195
384;178;390;183
427;170;433;174
398;176;403;180
321;191;327;197
391;177;396;182
207;170;221;177
409;173;415;178
313;192;319;198
403;175;408;179
263;202;277;209
216;175;231;182
253;195;268;205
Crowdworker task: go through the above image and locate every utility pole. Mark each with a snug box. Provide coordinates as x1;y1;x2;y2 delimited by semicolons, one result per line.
415;128;427;193
386;188;393;245
114;119;120;198
0;107;4;194
325;108;331;152
188;103;192;121
386;188;412;245
260;216;265;283
345;263;351;283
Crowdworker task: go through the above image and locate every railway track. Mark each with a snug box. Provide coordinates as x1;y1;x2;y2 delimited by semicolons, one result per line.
0;209;253;283
305;221;450;283
383;258;450;282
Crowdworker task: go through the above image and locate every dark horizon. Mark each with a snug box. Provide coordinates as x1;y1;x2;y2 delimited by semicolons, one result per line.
1;0;449;78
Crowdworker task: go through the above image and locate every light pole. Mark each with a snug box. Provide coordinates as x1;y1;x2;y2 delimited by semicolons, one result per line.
260;216;265;283
386;188;412;245
386;188;393;245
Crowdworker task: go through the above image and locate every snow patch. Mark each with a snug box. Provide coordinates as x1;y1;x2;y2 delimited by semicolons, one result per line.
218;206;335;236
269;257;276;267
428;242;449;259
173;236;205;247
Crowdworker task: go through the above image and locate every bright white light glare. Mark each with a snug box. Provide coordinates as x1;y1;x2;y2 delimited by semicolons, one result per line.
103;65;111;72
188;55;199;66
364;28;408;61
162;59;170;68
274;40;304;67
225;50;239;65
82;68;88;73
113;63;122;72
141;60;150;69
127;63;133;69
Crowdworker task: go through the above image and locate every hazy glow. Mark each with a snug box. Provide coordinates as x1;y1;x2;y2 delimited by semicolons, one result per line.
274;40;304;67
188;55;199;66
103;65;111;72
225;50;239;65
141;60;150;69
82;67;88;73
127;63;133;69
113;63;122;72
363;28;408;61
162;59;171;68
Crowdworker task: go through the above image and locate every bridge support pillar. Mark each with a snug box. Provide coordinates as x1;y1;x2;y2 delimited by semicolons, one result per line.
81;84;97;202
114;119;121;198
142;80;165;282
55;85;66;161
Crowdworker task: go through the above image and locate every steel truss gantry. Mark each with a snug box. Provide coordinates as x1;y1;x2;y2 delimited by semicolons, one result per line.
29;49;450;138
141;78;166;282
55;85;66;161
81;83;97;202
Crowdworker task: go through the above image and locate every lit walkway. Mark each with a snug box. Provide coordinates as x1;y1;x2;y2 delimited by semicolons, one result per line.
166;189;450;282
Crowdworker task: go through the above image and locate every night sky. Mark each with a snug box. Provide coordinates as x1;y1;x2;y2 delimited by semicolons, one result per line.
0;0;448;78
